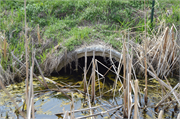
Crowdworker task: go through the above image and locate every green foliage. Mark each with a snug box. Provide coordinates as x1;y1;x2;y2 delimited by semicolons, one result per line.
1;0;180;71
44;20;69;40
80;5;106;21
64;27;92;51
26;2;52;26
0;0;24;10
39;51;47;63
164;5;180;26
64;37;81;51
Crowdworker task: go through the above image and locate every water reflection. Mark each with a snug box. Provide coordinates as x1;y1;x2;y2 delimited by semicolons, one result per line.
0;72;179;118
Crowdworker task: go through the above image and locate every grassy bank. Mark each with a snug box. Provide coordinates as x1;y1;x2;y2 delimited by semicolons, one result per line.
0;0;180;83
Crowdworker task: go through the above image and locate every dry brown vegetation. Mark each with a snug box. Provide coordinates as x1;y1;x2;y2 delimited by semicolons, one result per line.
0;0;180;118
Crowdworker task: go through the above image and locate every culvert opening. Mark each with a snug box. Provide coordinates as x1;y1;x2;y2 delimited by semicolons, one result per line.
51;56;123;82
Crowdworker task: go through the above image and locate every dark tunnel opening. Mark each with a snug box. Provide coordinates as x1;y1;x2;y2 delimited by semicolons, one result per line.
51;56;123;81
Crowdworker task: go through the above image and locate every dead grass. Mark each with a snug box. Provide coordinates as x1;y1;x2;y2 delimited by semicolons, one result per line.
132;24;180;78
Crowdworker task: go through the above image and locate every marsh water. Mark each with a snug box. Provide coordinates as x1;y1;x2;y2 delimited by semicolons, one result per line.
0;72;179;119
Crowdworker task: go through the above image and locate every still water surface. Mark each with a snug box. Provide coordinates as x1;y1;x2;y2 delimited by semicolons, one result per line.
0;72;179;119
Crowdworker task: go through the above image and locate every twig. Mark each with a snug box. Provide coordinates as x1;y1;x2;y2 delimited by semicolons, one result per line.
34;58;48;88
0;79;26;118
42;77;64;87
55;105;108;115
96;60;124;79
11;52;47;88
76;105;123;119
155;83;180;108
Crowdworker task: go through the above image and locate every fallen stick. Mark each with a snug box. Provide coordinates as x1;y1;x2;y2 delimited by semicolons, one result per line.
34;58;48;88
41;76;64;87
97;98;123;118
102;65;113;77
60;81;85;95
76;105;123;119
140;62;178;94
11;52;47;88
96;59;124;80
55;105;108;115
147;62;180;105
155;83;180;108
95;60;102;98
95;70;104;78
160;100;177;106
50;88;72;101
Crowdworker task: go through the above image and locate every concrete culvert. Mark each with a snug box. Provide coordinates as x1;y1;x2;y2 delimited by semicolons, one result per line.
43;44;122;76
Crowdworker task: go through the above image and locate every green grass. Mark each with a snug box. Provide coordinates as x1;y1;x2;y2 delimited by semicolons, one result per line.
0;0;180;69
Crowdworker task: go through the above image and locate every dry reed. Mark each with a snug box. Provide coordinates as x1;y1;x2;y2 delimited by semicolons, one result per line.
158;110;164;119
134;80;138;119
83;49;87;93
144;0;148;105
37;24;41;43
24;0;29;117
91;51;96;103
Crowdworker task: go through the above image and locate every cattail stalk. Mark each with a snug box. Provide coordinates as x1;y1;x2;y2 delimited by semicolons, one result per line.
134;80;138;119
37;24;41;43
144;0;148;105
123;39;127;118
24;0;29;117
83;49;87;93
91;51;95;103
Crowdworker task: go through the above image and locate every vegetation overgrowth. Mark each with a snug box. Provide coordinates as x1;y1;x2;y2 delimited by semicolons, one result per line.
0;0;180;83
0;1;180;118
